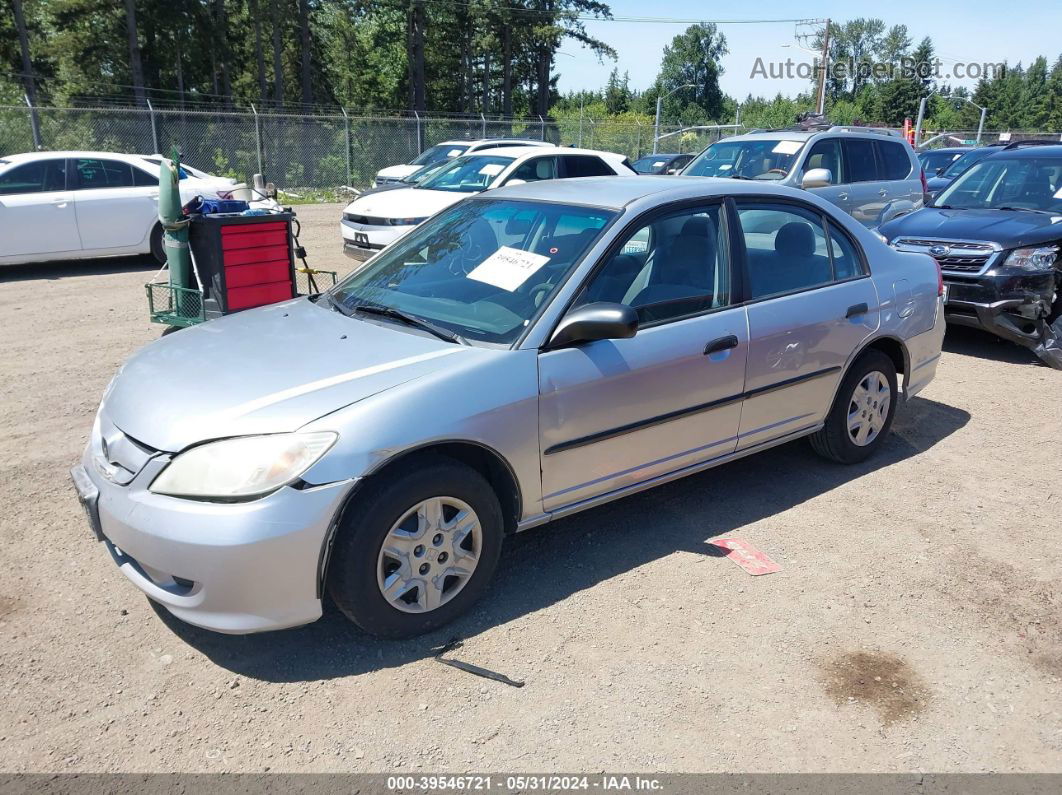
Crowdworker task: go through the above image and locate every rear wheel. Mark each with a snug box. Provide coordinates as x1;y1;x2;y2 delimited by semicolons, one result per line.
327;457;504;638
149;223;165;264
810;350;897;464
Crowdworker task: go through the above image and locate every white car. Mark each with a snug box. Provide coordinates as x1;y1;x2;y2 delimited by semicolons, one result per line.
0;151;275;266
372;138;553;186
342;146;635;261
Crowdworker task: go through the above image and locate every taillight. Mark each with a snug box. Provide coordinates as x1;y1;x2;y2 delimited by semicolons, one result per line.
932;256;943;296
920;168;929;195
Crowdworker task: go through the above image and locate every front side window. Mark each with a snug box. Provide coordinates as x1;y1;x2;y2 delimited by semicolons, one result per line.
934;156;1062;212
802;139;845;183
737;203;833;299
575;204;730;325
416;155;515;193
75;159;134;189
684;139;804;180
508;157;557;183
329;199;615;345
0;159;67;195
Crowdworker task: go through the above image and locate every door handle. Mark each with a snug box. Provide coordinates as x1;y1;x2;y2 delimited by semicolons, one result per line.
704;335;739;355
879;189;889;197
846;303;869;318
837;192;848;200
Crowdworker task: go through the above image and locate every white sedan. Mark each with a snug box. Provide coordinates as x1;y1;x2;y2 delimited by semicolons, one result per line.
341;146;635;261
0;151;273;266
372;137;552;186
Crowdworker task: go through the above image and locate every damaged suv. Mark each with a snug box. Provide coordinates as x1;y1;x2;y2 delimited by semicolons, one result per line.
881;145;1062;368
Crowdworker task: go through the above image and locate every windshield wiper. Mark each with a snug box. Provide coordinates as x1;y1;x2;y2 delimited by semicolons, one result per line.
352;303;467;345
995;206;1052;214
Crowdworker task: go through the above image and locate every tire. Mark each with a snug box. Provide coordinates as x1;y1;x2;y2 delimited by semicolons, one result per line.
327;456;504;638
149;223;165;264
809;349;898;464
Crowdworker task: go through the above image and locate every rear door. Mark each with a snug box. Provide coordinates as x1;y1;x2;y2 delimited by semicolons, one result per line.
733;199;879;450
538;201;747;510
0;158;80;260
874;139;923;214
72;157;158;251
840;138;883;227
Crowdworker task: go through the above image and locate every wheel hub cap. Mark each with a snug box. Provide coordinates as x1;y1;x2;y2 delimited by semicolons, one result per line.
847;370;891;447
376;497;482;614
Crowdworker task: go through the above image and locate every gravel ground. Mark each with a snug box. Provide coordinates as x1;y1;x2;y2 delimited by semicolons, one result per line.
1;203;1060;773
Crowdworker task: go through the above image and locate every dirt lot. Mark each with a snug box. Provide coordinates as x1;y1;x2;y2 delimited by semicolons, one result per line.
1;203;1060;774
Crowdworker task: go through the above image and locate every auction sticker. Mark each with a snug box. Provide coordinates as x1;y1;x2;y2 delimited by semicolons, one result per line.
710;537;781;575
467;246;550;291
772;140;803;155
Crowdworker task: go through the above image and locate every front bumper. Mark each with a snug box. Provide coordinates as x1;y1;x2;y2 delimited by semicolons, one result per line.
339;219;404;262
943;268;1056;346
73;440;355;634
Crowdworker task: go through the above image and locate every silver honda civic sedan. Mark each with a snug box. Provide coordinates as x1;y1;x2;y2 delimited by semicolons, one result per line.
71;177;944;637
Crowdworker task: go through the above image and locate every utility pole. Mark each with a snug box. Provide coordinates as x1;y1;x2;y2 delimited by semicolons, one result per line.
816;19;830;115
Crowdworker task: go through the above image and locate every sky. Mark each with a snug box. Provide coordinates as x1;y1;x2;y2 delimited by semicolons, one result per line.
554;0;1062;111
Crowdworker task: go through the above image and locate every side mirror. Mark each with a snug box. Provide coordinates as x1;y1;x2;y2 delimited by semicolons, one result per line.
935;167;945;176
548;302;638;348
801;167;832;189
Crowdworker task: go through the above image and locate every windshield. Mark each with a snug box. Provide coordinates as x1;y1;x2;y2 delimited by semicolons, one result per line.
940;147;996;179
934;156;1062;212
632;157;671;174
411;144;468;167
683;139;804;180
416;155;514;193
402;161;450;185
329;199;616;345
920;150;966;175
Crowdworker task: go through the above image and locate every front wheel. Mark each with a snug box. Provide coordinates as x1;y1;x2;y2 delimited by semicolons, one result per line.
149;223;165;264
810;350;897;464
327;457;504;638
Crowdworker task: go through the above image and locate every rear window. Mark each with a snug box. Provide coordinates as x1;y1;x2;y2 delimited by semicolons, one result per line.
876;141;912;180
562;155;614;178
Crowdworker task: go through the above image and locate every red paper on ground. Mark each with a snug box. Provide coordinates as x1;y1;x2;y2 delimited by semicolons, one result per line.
710;538;781;576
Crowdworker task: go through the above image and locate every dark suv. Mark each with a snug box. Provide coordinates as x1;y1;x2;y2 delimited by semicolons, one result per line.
880;145;1062;367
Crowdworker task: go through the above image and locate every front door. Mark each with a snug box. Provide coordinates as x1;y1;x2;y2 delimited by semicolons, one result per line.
71;157;158;251
0;158;80;259
733;200;879;450
538;202;747;511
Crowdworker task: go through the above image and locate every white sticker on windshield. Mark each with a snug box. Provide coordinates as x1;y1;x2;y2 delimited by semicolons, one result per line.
1054;187;1062;199
772;140;802;155
718;163;732;171
653;161;666;168
479;163;505;176
447;149;463;157
467;246;550;292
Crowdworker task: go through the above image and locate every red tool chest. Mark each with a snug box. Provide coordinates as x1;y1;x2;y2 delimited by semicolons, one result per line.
188;212;298;319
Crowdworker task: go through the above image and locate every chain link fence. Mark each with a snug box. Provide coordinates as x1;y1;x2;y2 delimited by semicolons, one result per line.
5;103;1059;193
0;103;737;192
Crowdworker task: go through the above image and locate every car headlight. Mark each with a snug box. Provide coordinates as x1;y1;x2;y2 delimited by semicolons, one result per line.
1003;246;1058;272
149;432;337;500
389;217;427;226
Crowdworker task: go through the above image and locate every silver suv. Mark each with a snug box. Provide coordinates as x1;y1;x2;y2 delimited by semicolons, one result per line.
682;127;924;229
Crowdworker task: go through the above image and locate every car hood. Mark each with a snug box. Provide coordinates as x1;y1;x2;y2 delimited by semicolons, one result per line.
880;207;1062;249
377;164;420;180
103;298;467;452
342;187;467;219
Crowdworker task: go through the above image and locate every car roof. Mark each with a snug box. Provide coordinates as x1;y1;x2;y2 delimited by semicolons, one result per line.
436;138;550;147
922;147;971;154
717;128;907;145
0;150;156;163
457;146;624;161
636;153;684;159
484;174;818;210
982;144;1062;159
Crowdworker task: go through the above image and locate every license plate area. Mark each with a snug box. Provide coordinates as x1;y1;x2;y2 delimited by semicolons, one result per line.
352;231;369;247
70;465;103;541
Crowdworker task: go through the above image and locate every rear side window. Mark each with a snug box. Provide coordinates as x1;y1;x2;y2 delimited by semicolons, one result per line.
562;155;614;178
826;222;865;279
736;202;832;299
75;159;134;189
0;159;67;194
875;141;912;180
843;139;878;182
132;167;159;187
508;156;557;182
